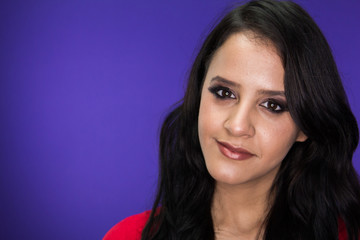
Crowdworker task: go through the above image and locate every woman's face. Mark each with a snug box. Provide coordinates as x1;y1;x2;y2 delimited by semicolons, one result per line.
198;32;306;187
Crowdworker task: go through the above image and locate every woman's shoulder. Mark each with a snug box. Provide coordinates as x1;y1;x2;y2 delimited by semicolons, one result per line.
103;210;151;240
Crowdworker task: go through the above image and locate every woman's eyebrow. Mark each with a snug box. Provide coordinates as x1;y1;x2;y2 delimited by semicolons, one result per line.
210;76;240;88
257;89;285;97
210;76;285;97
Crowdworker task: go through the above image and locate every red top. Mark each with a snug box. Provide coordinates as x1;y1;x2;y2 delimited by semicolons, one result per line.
103;210;350;240
103;211;151;240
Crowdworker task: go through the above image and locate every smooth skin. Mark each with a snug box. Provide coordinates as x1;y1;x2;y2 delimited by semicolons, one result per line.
198;32;307;239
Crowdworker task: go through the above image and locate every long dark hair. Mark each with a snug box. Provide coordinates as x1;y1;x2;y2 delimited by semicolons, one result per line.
141;1;360;239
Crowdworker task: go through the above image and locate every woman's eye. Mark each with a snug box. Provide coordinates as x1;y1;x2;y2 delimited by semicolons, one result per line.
216;89;235;98
209;86;236;99
260;100;285;113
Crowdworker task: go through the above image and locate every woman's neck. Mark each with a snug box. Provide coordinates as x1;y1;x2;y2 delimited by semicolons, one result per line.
211;181;274;240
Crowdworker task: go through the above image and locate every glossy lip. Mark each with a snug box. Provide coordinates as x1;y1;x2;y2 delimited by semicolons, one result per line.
216;140;255;161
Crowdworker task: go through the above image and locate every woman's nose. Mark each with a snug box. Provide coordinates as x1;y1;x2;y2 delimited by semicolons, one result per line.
223;104;255;138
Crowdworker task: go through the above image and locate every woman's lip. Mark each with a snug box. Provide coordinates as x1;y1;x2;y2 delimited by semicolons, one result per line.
216;140;255;160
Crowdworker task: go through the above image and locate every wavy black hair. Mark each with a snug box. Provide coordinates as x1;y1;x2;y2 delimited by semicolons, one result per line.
141;0;360;239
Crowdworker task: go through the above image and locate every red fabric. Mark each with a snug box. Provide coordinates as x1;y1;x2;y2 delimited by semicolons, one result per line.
338;218;348;240
103;210;151;240
104;210;353;240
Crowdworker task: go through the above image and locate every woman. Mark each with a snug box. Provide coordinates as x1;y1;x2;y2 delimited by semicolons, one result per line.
104;0;360;239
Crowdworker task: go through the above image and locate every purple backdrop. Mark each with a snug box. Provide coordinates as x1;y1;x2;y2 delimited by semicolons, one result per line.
1;0;359;239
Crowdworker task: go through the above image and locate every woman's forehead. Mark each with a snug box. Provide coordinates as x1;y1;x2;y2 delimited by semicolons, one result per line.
205;33;285;92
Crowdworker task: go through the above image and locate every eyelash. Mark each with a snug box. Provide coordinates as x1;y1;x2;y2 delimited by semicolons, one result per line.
260;99;287;113
208;86;236;99
208;85;287;114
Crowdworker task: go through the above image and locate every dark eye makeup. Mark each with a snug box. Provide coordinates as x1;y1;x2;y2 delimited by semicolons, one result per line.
208;85;236;99
260;99;288;113
208;85;288;114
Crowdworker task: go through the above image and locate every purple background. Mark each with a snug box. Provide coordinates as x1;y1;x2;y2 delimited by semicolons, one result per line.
1;0;359;239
